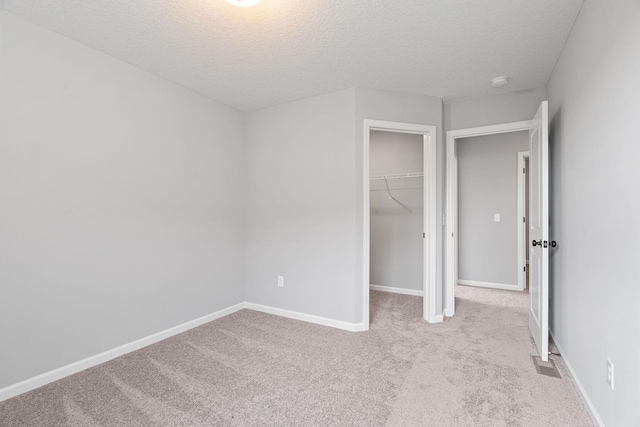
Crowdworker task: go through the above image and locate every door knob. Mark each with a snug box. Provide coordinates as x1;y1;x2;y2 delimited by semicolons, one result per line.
532;240;542;247
550;241;557;248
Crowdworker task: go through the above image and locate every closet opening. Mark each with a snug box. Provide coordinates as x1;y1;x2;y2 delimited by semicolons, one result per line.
362;120;438;330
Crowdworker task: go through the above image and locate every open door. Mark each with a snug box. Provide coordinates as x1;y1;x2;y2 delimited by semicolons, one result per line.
529;101;550;362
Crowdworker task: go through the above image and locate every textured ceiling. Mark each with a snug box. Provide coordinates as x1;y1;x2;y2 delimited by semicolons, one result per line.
0;0;583;112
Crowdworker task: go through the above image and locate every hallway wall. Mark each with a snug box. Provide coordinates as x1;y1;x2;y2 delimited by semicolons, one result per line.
457;131;528;287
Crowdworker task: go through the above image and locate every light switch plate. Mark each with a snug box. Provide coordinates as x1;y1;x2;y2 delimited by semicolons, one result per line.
494;214;501;222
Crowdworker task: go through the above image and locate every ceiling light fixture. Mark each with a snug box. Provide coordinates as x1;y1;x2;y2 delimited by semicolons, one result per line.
491;76;509;88
225;0;261;7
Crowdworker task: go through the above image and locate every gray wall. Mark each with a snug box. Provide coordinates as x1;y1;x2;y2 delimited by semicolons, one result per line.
244;89;358;322
457;131;528;286
370;131;423;291
244;88;443;324
547;0;640;425
445;87;547;131
0;13;245;389
355;88;444;315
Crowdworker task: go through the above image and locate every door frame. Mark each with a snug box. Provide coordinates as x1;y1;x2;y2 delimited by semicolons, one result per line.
517;151;530;291
362;120;439;329
445;120;531;316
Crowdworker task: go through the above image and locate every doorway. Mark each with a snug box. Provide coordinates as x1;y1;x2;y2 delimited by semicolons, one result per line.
454;131;529;294
369;131;424;300
362;120;438;329
445;120;532;316
446;102;550;362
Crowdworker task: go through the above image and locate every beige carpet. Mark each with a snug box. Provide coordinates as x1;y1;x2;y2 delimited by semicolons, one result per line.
0;286;593;426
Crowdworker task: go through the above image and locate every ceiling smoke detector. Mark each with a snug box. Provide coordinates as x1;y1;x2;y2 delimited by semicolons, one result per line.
491;76;509;88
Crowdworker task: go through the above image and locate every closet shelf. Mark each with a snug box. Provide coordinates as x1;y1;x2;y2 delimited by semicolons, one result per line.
370;172;424;180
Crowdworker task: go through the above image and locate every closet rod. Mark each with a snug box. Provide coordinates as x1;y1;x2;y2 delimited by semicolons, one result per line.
370;172;424;181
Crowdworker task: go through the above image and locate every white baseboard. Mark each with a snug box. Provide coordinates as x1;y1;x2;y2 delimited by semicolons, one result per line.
370;284;424;297
549;330;605;427
0;301;371;403
443;308;454;317
458;280;523;291
434;314;444;323
244;302;367;332
0;303;245;403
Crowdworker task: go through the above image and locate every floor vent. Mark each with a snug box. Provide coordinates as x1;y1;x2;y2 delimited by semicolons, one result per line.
532;355;561;378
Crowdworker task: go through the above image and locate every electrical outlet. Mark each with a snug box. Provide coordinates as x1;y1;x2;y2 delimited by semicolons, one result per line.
606;358;614;390
277;275;284;287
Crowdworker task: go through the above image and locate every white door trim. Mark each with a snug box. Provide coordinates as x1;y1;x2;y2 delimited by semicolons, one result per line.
363;120;439;328
445;120;532;316
517;151;530;291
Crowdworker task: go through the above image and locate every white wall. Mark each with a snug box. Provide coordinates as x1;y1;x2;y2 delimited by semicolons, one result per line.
457;131;528;286
0;12;245;389
547;0;640;425
370;131;423;291
244;89;358;323
356;88;444;315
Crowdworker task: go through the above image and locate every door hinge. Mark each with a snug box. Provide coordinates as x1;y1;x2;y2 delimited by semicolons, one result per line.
523;167;525;173
442;214;446;226
524;266;526;272
423;232;426;238
523;217;526;223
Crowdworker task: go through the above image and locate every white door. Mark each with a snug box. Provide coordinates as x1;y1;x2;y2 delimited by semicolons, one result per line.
529;101;550;362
